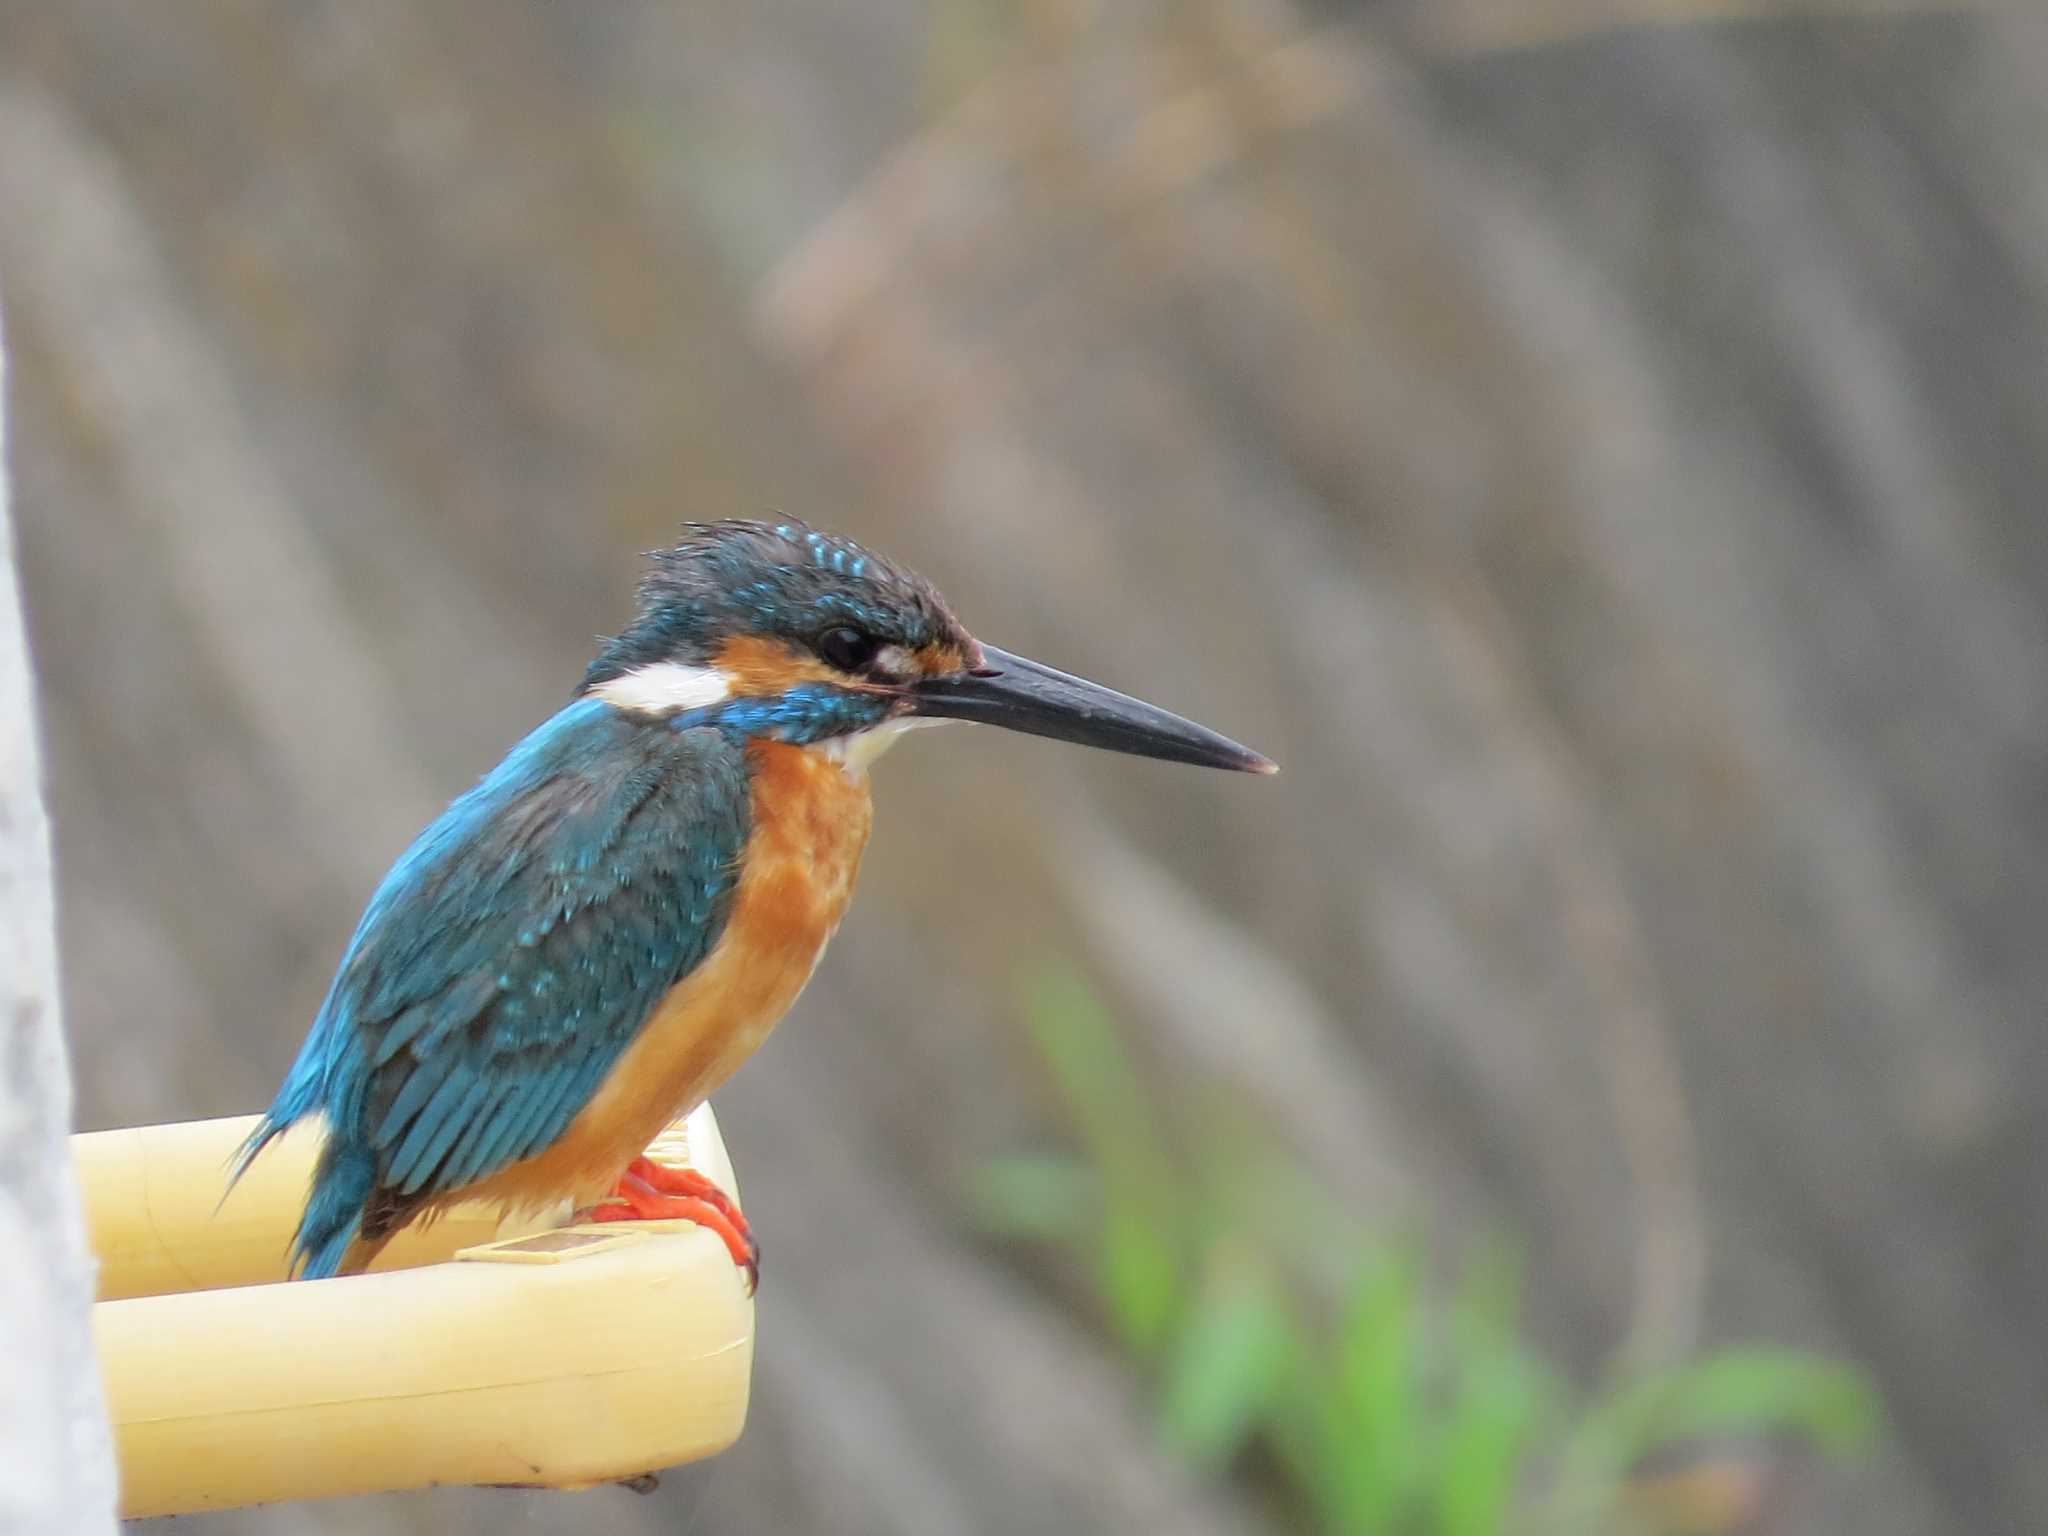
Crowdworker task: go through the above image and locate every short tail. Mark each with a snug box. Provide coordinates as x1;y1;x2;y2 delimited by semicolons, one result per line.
228;1117;379;1280
288;1136;377;1279
231;1017;374;1276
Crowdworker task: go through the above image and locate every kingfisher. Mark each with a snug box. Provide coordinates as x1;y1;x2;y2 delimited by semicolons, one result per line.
240;519;1272;1286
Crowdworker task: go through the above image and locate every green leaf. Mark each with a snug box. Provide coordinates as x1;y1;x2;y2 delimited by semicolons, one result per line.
1624;1351;1880;1456
1322;1245;1424;1532
1558;1349;1881;1516
1022;962;1188;1355
1433;1244;1546;1536
1024;965;1178;1207
1024;964;1143;1150
1101;1202;1184;1358
963;1155;1098;1242
1158;1251;1292;1467
1260;1327;1337;1522
1434;1355;1545;1536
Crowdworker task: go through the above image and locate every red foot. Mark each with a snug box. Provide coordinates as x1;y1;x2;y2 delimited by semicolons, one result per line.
580;1157;758;1294
622;1156;747;1225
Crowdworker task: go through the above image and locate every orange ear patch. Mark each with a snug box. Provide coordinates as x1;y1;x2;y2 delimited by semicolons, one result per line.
713;633;842;695
913;638;980;677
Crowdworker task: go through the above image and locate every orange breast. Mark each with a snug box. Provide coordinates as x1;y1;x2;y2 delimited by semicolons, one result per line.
460;739;873;1213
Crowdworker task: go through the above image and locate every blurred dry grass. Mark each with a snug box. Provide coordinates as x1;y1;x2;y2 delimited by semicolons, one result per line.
4;1;2046;1532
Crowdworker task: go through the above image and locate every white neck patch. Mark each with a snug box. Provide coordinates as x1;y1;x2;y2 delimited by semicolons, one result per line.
594;660;732;717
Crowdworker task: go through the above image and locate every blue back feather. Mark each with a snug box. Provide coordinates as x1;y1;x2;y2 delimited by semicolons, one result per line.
241;697;752;1276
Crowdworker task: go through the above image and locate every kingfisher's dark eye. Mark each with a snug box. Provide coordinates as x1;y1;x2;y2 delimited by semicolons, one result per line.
817;626;881;672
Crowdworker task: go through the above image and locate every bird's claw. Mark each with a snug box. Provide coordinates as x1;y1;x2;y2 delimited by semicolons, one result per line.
622;1155;747;1226
579;1157;759;1294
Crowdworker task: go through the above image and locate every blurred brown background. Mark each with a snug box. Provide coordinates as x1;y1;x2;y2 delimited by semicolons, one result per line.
5;2;2046;1532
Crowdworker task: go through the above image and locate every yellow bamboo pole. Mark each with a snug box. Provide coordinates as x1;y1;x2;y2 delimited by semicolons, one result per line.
77;1106;753;1517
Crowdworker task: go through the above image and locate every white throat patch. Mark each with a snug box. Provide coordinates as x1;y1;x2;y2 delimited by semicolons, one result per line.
594;661;732;717
818;717;946;777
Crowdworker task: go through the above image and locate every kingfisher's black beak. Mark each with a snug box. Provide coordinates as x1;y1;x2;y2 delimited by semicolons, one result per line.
909;644;1276;774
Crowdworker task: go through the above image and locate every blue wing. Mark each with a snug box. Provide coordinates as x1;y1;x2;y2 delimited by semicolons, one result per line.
244;697;751;1277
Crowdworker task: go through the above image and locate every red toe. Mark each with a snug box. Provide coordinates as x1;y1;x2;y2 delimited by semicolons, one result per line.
580;1164;759;1294
624;1155;746;1222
